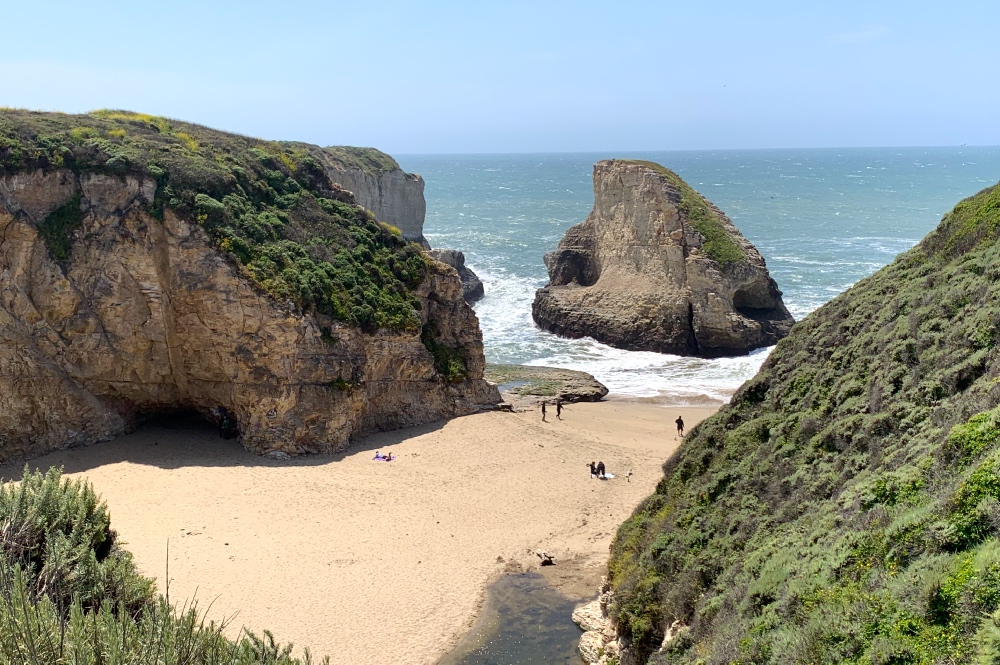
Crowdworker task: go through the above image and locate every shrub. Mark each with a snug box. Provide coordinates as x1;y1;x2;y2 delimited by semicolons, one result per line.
608;180;1000;663
0;467;328;664
0;109;432;334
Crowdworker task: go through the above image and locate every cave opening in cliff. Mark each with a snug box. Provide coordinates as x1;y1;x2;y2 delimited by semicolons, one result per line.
136;406;238;441
732;287;785;322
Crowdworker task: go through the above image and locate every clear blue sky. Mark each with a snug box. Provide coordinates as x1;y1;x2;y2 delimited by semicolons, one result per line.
2;1;998;153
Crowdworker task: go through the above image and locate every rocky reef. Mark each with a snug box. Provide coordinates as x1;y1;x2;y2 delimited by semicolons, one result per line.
606;181;1000;663
0;109;499;460
484;364;608;407
533;160;793;357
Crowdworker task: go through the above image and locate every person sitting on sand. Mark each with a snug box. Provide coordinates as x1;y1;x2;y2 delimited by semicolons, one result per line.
597;461;606;479
589;461;598;477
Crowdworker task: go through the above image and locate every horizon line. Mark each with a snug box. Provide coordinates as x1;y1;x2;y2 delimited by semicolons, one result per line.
394;144;1000;157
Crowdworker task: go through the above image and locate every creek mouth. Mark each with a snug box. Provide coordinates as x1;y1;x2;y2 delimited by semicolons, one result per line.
438;572;586;665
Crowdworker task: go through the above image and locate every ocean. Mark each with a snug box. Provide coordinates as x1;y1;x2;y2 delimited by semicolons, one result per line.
397;148;1000;404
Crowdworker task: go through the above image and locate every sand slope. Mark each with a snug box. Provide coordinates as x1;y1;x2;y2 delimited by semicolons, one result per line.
1;402;715;665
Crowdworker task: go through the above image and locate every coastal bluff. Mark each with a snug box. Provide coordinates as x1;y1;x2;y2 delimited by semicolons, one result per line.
532;160;793;357
317;147;486;304
316;146;428;247
0;109;499;460
605;181;1000;663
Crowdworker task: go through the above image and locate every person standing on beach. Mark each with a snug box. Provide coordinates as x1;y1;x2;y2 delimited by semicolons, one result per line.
556;400;563;419
675;415;685;439
541;401;547;422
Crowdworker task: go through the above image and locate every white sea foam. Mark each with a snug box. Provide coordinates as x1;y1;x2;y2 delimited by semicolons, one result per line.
471;263;770;403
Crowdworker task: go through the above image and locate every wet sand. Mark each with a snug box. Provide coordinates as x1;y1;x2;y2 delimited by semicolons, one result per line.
1;401;717;665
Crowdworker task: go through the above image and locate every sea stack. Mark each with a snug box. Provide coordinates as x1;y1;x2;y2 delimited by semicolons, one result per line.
0;109;499;460
532;160;794;357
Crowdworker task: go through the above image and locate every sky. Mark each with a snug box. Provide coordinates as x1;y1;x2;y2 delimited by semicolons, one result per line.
2;1;998;153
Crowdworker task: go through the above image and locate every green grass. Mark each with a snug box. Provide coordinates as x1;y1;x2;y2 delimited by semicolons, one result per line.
622;160;746;267
607;181;1000;664
0;467;328;664
0;109;427;332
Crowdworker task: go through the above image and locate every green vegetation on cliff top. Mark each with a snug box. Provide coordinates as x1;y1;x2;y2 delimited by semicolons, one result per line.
622;160;746;267
0;109;426;333
0;467;326;664
319;145;401;175
609;181;1000;664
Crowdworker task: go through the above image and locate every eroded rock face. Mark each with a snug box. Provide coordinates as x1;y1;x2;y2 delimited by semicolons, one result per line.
532;160;793;357
0;170;499;460
428;249;484;304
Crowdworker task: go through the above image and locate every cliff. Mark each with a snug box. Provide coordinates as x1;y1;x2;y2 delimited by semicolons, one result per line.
532;160;793;357
315;146;429;247
429;248;485;303
606;182;1000;663
316;148;488;304
0;109;499;460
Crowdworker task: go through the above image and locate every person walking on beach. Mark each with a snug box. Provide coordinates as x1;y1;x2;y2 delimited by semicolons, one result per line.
556;400;563;420
541;401;547;422
675;415;685;439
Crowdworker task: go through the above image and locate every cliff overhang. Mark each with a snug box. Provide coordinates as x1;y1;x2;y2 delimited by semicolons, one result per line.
0;109;499;460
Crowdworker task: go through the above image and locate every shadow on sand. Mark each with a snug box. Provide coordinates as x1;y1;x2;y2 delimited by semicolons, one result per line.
0;412;450;479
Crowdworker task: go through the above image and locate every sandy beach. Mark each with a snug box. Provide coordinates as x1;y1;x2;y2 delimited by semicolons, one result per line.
1;401;717;665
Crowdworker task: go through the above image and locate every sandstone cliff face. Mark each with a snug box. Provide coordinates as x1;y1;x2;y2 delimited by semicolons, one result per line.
0;169;498;460
532;160;793;357
317;149;428;247
428;249;485;304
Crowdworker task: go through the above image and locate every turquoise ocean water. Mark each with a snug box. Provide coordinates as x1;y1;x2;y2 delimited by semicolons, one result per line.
398;148;1000;404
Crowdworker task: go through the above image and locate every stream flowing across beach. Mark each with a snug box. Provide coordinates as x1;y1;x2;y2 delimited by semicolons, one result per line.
400;147;1000;404
437;574;585;665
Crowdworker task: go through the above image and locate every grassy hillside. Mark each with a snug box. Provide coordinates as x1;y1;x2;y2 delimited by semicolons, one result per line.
0;109;427;333
0;467;326;664
608;182;1000;664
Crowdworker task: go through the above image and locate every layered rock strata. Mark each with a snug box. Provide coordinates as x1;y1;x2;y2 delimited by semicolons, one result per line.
429;249;484;303
0;165;498;461
532;160;793;357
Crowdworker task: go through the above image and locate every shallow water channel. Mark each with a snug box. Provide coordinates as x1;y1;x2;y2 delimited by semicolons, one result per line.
438;573;586;665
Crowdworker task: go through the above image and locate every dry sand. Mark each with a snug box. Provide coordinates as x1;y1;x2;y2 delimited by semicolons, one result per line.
1;401;718;665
